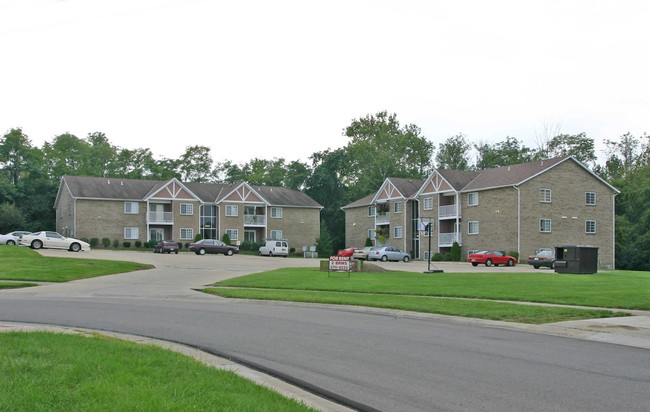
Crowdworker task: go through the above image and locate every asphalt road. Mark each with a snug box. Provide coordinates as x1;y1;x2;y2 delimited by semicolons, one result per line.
1;251;648;411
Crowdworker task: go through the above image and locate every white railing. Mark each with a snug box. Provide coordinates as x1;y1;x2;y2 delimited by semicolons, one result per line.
244;215;266;226
438;204;459;218
376;212;390;224
148;211;173;223
439;232;462;245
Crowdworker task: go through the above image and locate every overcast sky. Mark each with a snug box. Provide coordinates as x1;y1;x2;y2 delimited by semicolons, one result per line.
1;0;648;165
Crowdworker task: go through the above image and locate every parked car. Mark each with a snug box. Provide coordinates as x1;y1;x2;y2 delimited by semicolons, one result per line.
0;231;30;245
20;231;90;252
337;247;358;257
468;250;517;267
153;240;179;254
368;246;410;262
259;239;289;257
527;248;555;269
190;239;239;256
352;247;375;260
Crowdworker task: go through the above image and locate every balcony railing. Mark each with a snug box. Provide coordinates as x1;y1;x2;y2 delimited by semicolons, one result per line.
438;204;459;219
148;211;173;224
439;232;462;246
375;212;390;224
244;215;266;226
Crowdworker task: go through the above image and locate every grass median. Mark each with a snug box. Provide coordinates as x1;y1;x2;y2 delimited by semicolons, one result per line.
0;246;151;284
0;331;315;411
202;267;649;324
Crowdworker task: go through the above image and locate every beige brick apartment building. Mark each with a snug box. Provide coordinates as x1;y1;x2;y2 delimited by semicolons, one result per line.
55;176;322;249
343;157;619;268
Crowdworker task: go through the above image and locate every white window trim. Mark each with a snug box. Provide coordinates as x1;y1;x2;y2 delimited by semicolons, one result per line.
226;205;238;217
468;192;479;207
368;229;376;239
585;220;597;234
226;229;239;241
124;227;139;240
540;218;552;233
270;230;283;240
468;221;479;235
394;201;403;214
180;228;194;240
586;192;596;206
423;197;433;211
180;203;194;216
271;207;283;219
368;206;376;217
394;226;403;238
540;188;552;203
124;202;139;214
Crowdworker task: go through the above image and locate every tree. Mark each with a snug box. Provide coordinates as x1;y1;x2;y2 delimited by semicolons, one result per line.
0;128;39;186
113;148;156;179
344;111;434;198
547;133;596;166
0;202;26;233
178;145;214;182
474;137;537;170
42;133;91;181
315;219;334;258
435;134;472;170
84;132;118;177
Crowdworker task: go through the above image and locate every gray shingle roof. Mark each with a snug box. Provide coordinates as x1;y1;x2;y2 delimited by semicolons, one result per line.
387;177;425;198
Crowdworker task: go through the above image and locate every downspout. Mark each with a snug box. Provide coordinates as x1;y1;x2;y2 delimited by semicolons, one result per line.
146;200;150;242
73;198;77;237
455;191;460;246
403;200;408;253
514;185;521;257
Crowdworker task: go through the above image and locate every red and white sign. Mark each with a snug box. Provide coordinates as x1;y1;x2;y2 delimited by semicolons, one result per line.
329;255;351;271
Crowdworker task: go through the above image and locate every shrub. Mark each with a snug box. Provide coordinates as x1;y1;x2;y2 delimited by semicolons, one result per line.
89;238;99;248
134;240;142;248
123;241;131;248
443;252;452;261
113;239;119;248
194;233;203;242
239;241;263;251
450;242;462;261
289;247;295;253
80;238;90;244
102;238;111;248
508;251;519;261
364;237;373;247
184;242;191;249
222;233;231;245
432;253;443;261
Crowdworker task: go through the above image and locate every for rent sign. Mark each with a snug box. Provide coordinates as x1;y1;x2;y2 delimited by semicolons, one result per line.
329;255;351;271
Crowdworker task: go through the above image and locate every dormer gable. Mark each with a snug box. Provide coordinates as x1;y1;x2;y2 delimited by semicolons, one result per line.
145;179;201;201
220;183;267;204
372;179;406;203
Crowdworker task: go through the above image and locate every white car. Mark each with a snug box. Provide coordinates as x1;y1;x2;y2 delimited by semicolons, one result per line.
258;239;289;257
0;231;30;245
20;231;90;252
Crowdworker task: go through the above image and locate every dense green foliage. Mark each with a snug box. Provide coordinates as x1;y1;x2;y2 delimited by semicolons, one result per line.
1;119;648;268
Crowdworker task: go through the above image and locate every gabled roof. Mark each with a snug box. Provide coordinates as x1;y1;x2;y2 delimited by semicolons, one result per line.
58;176;323;208
462;157;568;191
372;177;424;203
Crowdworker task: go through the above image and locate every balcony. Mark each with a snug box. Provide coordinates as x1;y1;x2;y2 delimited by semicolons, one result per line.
148;211;173;224
375;212;390;225
439;232;462;246
438;204;459;219
244;215;266;226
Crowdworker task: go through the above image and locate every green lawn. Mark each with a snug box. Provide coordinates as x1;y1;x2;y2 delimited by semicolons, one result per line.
203;267;650;324
0;282;38;290
0;332;315;412
0;246;151;283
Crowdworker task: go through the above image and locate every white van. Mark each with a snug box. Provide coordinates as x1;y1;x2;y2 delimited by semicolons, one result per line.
259;239;289;257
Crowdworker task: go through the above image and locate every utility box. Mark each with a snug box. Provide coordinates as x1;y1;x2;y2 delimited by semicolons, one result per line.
554;245;599;274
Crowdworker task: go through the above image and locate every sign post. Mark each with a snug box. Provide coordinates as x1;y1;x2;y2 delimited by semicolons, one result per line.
328;256;352;277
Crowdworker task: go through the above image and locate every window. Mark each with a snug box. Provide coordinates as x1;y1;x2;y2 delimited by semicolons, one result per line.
180;228;193;240
540;218;552;233
368;206;376;217
539;188;552;203
67;202;72;215
270;230;283;240
271;207;283;218
468;221;479;235
180;203;194;215
124;202;139;214
585;220;596;234
468;192;479;206
394;226;403;238
423;197;433;210
368;229;375;239
124;227;139;239
225;205;238;217
394;202;403;214
586;192;596;205
226;229;238;241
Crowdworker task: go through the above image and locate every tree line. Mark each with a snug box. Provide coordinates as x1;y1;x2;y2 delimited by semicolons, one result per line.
1;111;648;269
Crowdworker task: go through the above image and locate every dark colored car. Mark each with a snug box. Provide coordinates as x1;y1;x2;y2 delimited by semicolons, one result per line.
190;239;239;256
153;240;179;254
527;249;556;269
